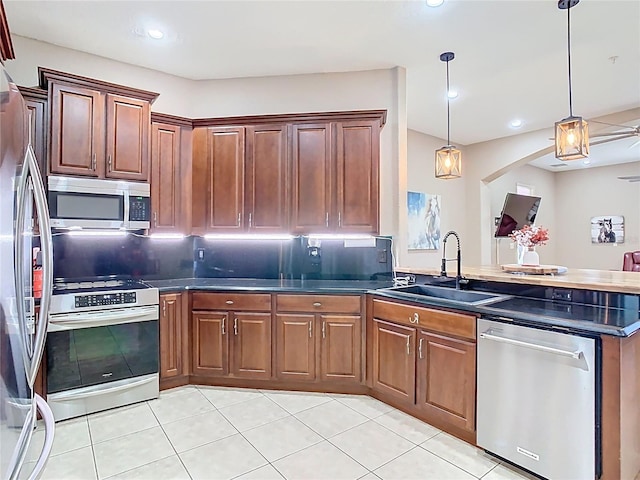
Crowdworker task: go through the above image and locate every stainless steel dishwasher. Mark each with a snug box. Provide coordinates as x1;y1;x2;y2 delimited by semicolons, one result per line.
477;318;599;480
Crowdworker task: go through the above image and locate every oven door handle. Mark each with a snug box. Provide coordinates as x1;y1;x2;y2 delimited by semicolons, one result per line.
49;306;158;330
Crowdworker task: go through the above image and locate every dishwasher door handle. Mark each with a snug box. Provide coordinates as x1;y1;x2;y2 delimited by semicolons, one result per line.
479;331;583;359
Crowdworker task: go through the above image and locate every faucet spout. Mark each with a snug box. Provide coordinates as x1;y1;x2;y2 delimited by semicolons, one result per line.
441;230;463;289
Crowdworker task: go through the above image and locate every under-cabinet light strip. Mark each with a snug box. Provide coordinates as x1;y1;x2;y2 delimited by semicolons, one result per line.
203;234;295;241
149;233;186;240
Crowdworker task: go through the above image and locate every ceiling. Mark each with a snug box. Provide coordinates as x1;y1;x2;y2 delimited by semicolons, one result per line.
4;0;640;152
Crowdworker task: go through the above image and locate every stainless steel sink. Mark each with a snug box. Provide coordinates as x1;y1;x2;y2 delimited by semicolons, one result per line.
383;284;509;306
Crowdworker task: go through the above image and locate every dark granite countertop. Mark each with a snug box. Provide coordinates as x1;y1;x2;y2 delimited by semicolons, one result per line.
145;278;639;337
371;289;640;337
145;278;394;294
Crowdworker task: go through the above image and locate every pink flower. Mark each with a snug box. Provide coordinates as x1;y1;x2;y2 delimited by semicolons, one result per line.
509;225;549;247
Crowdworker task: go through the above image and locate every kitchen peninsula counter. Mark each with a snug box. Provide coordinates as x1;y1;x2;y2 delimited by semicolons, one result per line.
401;265;640;295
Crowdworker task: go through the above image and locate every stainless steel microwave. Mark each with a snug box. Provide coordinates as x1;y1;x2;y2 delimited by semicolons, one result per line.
48;176;150;230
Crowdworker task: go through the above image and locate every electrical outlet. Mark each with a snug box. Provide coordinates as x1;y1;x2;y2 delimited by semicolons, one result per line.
377;249;388;263
196;248;205;261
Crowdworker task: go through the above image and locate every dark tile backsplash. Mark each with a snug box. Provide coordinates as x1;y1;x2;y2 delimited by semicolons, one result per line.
52;234;393;282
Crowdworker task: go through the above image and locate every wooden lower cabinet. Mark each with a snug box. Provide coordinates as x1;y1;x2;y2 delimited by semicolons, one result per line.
370;298;477;442
371;319;416;404
416;331;476;433
276;313;317;381
159;292;189;388
191;293;271;380
275;294;363;385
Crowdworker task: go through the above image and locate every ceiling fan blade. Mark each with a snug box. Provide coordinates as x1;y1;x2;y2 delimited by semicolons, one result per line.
590;135;635;146
629;138;640;149
618;175;640;180
591;131;636;137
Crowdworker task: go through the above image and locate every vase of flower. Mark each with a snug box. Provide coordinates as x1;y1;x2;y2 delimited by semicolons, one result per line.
509;225;549;266
522;246;540;266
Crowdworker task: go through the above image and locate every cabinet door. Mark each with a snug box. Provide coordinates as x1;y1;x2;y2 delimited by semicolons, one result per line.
290;123;332;233
416;331;476;433
245;125;288;232
160;293;184;379
320;314;361;383
105;94;150;181
336;121;379;233
275;313;316;381
21;91;47;176
206;127;245;231
191;312;229;376
151;123;181;232
231;312;272;379
50;83;103;177
372;319;416;404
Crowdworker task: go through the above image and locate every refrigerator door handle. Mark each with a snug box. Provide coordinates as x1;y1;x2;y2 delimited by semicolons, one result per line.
20;395;55;480
14;145;32;371
26;145;53;387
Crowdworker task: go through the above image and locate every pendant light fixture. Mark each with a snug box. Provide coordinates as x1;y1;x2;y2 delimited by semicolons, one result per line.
435;52;462;179
555;0;589;161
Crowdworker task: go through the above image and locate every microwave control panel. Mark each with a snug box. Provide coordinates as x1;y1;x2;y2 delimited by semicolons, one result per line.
129;196;150;221
75;292;137;308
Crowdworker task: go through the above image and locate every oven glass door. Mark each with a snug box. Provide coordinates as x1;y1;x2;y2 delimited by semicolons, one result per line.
46;320;158;394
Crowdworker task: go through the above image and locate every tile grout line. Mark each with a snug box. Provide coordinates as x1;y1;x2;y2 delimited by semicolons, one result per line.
416;438;497;479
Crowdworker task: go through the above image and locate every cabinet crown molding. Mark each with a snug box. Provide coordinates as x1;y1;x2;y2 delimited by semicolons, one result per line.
38;67;160;103
192;109;387;128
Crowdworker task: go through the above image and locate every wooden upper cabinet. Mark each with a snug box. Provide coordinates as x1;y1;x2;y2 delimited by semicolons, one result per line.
50;83;104;177
205;127;245;231
151;122;181;232
245;124;288;232
41;68;158;182
336;120;379;233
105;94;149;181
19;87;48;178
290;123;332;233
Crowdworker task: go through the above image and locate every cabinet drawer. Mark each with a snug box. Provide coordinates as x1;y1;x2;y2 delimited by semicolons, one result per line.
372;298;475;341
276;294;361;313
192;292;271;311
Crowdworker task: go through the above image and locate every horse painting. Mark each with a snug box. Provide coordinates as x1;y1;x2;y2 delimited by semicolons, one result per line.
598;218;616;243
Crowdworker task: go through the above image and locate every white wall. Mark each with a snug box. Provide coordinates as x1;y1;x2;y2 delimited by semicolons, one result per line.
402;129;468;271
555;161;640;270
487;165;557;266
6;36;400;237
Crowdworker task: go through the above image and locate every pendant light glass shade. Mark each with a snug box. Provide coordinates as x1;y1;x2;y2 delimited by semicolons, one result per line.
555;0;589;161
555;115;589;160
435;146;462;179
436;51;461;179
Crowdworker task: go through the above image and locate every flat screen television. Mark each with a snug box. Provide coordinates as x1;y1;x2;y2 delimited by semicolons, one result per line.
494;193;541;237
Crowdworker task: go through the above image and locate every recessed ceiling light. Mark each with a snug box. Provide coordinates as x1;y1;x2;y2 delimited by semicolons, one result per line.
426;0;444;6
447;89;458;99
510;119;523;128
147;29;164;39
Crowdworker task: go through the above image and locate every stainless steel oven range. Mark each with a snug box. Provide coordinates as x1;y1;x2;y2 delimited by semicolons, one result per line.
46;279;159;421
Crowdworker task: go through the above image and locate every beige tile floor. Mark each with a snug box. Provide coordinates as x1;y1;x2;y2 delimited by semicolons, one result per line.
26;386;539;480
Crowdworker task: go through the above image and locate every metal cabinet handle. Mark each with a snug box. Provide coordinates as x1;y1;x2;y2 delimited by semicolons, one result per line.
237;213;241;226
226;300;234;305
322;321;326;339
338;212;341;227
409;313;420;324
162;300;166;316
221;317;226;335
92;153;97;170
234;318;238;336
107;154;112;171
153;211;157;227
313;302;322;307
309;320;313;338
249;213;252;228
406;336;410;355
325;212;329;227
419;338;424;359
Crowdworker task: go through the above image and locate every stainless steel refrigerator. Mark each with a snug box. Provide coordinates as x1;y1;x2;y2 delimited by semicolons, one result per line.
1;64;55;479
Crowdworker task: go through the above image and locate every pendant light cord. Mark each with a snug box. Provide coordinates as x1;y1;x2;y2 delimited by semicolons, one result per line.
446;59;451;145
567;4;573;117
